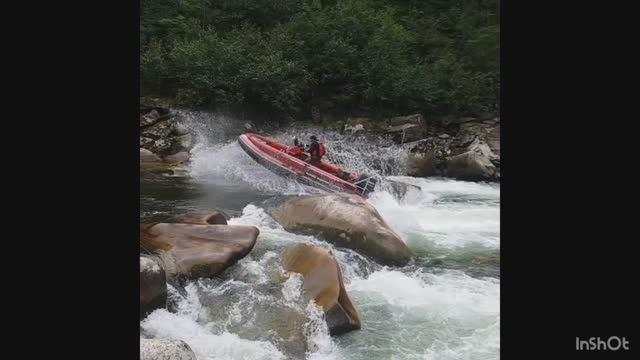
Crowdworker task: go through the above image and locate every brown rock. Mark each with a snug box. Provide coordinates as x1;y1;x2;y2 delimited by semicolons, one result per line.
283;243;361;336
445;150;497;180
407;152;438;177
272;194;413;266
140;223;259;279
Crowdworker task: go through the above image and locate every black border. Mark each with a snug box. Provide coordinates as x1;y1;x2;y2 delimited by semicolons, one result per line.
501;1;637;358
7;1;142;357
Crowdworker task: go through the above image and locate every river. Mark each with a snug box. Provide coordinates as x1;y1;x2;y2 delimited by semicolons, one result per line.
140;111;500;360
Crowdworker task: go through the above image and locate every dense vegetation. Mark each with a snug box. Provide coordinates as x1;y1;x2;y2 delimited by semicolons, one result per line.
141;0;499;121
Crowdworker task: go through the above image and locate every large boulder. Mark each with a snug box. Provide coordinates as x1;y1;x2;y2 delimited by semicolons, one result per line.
451;119;500;156
140;255;167;319
174;210;228;225
445;150;497;180
272;194;412;266
406;136;453;177
140;223;259;279
467;138;499;162
283;243;361;336
140;338;196;360
406;153;439;177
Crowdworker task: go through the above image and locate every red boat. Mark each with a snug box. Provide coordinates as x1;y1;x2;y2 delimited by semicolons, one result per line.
238;133;377;197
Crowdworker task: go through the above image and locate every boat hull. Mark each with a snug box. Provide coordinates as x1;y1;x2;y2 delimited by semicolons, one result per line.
238;133;374;197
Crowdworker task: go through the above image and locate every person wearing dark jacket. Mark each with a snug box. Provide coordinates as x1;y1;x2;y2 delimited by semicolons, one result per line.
307;135;325;165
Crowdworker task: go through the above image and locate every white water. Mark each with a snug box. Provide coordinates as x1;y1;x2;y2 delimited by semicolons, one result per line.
141;115;500;359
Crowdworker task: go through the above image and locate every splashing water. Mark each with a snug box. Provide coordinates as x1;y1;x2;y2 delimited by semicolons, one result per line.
141;110;500;359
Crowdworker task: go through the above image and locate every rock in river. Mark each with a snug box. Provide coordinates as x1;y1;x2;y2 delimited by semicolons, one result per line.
283;243;361;336
140;223;259;279
272;194;412;266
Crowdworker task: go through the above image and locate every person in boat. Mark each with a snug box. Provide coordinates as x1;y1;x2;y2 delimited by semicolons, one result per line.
290;136;326;165
288;138;304;158
306;135;326;165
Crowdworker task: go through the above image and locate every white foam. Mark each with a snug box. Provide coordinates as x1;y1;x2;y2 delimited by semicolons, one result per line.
189;141;314;194
141;310;286;360
422;318;500;360
339;269;499;359
140;257;160;273
369;178;500;249
304;302;341;360
282;273;303;304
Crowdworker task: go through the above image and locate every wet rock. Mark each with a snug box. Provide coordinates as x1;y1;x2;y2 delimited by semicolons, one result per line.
140;109;160;128
140;223;259;279
467;138;499;162
406;153;439;177
140;148;162;163
174;210;228;225
140;338;196;360
406;114;500;181
140;255;167;319
283;243;361;336
453;121;500;155
272;194;413;266
163;151;190;164
445;150;497;181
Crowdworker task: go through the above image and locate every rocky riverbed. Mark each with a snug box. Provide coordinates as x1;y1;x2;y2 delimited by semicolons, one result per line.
140;102;500;360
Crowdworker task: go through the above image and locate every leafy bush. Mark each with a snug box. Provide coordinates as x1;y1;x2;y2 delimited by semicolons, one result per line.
141;0;500;120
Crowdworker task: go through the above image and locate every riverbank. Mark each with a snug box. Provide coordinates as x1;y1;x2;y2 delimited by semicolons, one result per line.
139;98;500;183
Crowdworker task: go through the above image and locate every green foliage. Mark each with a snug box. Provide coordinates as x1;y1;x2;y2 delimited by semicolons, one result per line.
141;0;499;119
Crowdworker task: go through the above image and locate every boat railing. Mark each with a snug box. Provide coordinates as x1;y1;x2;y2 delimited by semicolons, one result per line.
352;176;377;195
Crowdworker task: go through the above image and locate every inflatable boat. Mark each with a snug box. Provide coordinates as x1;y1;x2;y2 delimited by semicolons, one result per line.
238;133;377;197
